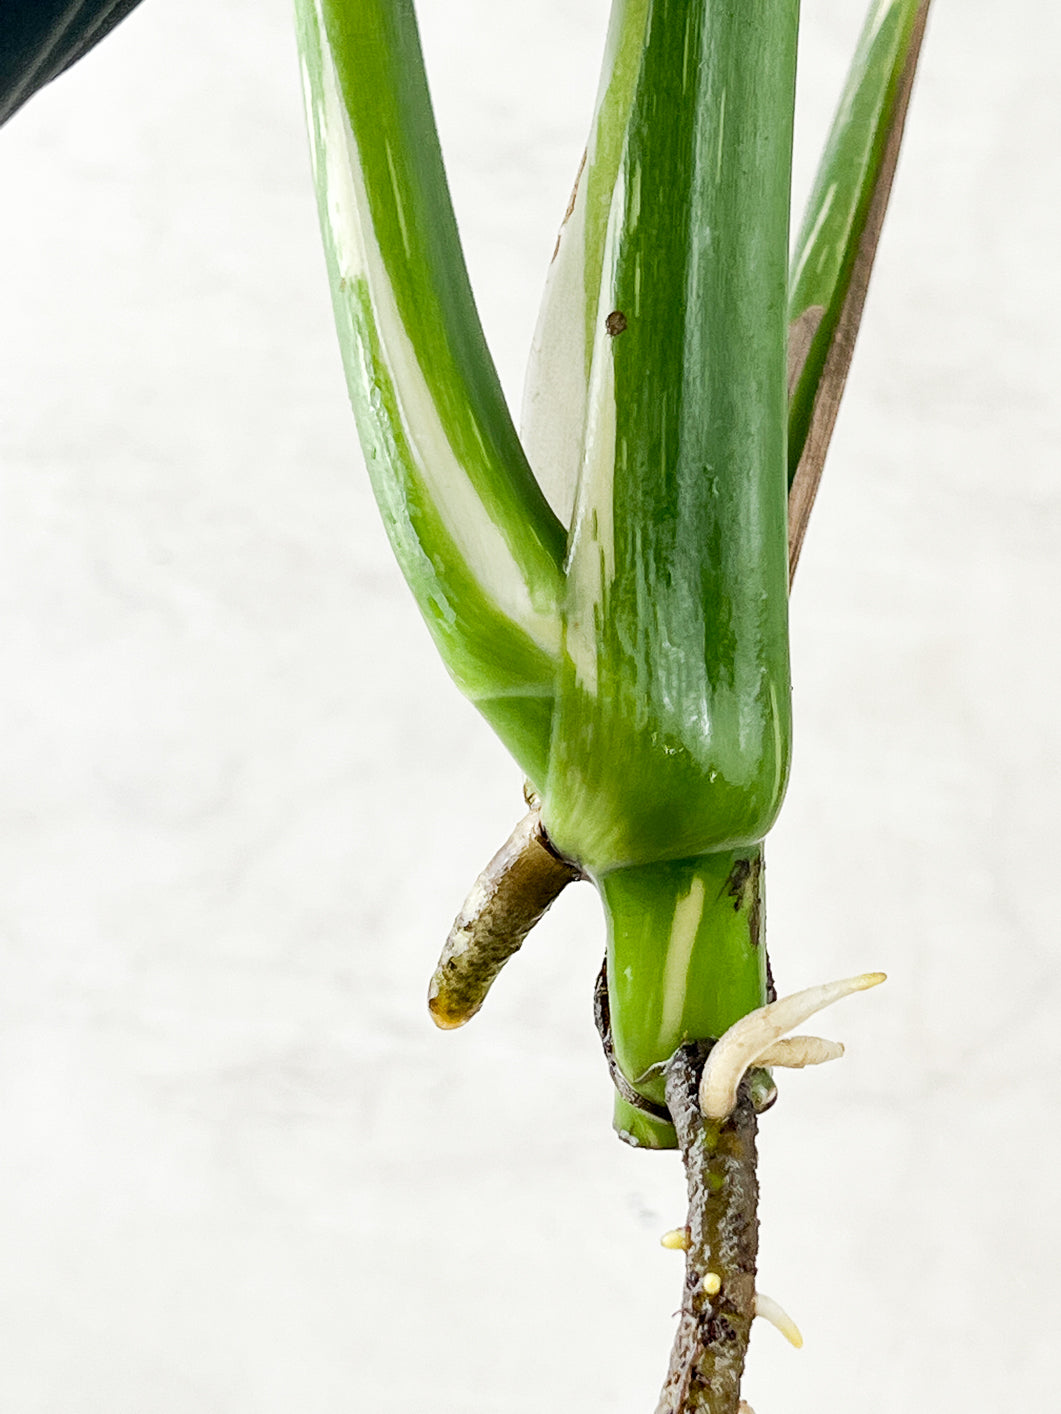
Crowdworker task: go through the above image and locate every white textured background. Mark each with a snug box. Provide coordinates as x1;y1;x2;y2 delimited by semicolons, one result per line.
1;2;1059;1410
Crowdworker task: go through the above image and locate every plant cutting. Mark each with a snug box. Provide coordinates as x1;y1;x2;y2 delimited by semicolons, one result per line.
0;0;932;1409
293;0;930;1408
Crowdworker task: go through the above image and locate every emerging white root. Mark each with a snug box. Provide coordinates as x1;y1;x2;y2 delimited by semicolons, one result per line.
699;972;885;1119
701;1271;722;1296
660;1227;691;1251
754;1291;804;1349
756;1034;845;1068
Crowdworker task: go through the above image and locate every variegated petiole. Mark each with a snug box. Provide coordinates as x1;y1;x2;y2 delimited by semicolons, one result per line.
295;1;934;1409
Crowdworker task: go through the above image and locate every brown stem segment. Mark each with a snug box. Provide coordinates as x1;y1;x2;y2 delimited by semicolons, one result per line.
655;1046;760;1414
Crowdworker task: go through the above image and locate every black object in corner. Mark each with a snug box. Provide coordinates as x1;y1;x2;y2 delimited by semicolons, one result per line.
0;0;147;127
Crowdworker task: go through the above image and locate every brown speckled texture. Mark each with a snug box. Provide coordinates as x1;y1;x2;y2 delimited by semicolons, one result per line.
428;810;580;1027
656;1047;759;1414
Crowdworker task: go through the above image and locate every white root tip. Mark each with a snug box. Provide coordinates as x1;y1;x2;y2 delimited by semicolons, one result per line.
756;1035;845;1068
660;1227;691;1251
755;1291;804;1349
699;971;885;1120
702;1271;722;1296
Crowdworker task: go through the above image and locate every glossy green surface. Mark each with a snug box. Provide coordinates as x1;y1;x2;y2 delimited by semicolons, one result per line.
341;275;559;781
296;0;923;1145
603;848;768;1150
543;0;797;874
317;0;564;572
579;0;652;385
520;0;651;529
788;0;925;481
295;0;565;782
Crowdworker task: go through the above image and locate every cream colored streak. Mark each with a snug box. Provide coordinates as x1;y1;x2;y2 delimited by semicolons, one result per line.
563;180;625;696
769;678;783;809
311;9;559;658
790;181;837;294
521;173;590;526
299;56;320;183
383;140;413;261
867;0;891;46
715;87;727;182
659;875;707;1040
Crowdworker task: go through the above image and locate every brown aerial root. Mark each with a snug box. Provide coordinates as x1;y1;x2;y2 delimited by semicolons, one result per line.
428;808;580;1028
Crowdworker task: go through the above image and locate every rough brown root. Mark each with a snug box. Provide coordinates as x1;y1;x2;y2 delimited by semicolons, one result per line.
655;1045;760;1414
428;809;580;1028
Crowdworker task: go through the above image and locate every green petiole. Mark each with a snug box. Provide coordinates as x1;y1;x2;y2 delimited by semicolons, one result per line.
296;0;930;1160
294;0;567;783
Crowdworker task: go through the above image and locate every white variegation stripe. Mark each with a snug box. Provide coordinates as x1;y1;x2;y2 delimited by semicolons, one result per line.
867;0;892;46
521;161;591;527
769;677;785;808
299;56;319;182
659;874;707;1039
304;7;560;659
521;0;651;534
563;178;625;696
789;180;836;293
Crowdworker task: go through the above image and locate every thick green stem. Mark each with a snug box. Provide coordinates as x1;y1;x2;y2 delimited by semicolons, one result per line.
541;0;797;876
600;847;768;1149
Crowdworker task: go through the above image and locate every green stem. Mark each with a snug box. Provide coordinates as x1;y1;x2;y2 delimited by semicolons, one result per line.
542;0;796;876
600;847;768;1150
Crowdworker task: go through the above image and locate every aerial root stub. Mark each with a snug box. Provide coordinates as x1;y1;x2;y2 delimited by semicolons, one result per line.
428;808;580;1028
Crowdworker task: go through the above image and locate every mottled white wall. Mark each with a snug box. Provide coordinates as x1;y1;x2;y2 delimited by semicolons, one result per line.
1;2;1058;1410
